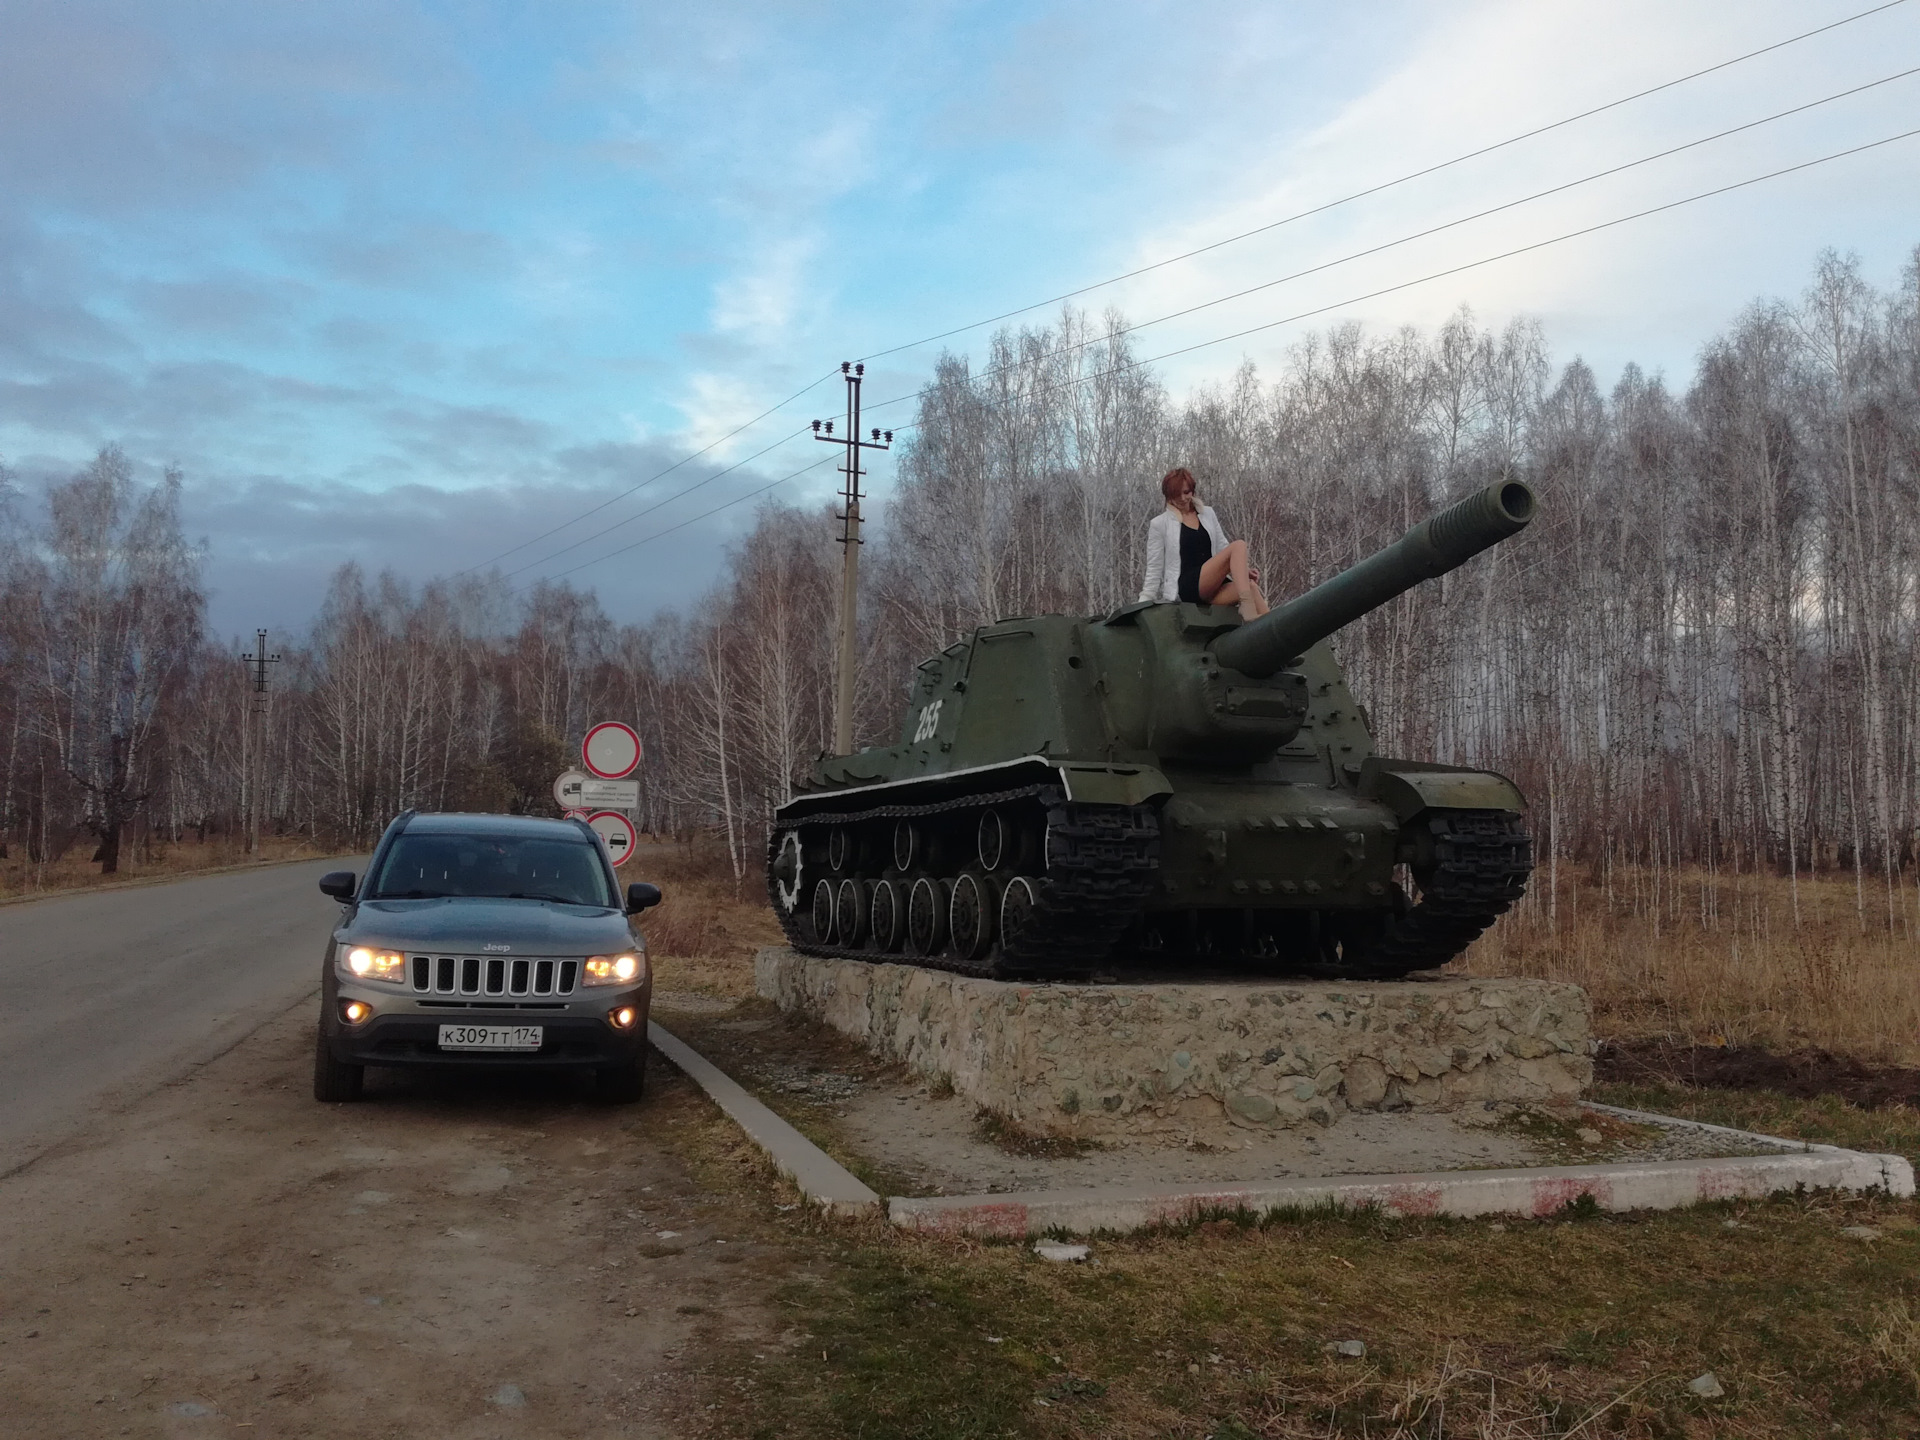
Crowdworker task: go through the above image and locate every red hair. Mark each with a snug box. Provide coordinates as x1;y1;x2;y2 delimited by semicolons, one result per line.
1160;467;1196;502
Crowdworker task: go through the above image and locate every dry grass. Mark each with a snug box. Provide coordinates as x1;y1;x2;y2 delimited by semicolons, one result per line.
645;840;1920;1066
633;834;783;974
1462;864;1920;1065
0;832;332;901
628;836;1920;1437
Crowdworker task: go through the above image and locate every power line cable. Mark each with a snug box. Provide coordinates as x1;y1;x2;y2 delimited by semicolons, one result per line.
527;122;1920;586
451;371;836;577
498;425;813;579
457;1;1906;582
523;452;841;588
846;65;1920;419
853;0;1912;364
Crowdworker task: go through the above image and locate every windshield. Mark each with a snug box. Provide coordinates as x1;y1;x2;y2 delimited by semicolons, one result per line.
369;832;617;908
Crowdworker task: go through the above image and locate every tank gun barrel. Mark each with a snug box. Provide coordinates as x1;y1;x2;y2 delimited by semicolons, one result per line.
1212;480;1537;678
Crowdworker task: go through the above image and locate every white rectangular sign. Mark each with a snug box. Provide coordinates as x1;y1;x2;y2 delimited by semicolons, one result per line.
578;778;639;807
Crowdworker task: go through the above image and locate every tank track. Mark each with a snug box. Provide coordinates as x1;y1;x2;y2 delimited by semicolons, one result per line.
768;786;1159;980
1326;810;1532;979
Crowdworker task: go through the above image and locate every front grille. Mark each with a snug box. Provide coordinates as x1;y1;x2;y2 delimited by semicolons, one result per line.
410;954;578;997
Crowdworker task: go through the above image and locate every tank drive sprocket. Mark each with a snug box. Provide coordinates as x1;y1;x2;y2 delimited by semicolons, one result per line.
1318;810;1532;979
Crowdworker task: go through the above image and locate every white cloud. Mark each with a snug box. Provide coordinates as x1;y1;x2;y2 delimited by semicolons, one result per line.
1077;0;1920;387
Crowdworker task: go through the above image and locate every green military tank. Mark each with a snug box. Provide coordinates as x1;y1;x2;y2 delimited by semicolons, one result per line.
768;480;1538;980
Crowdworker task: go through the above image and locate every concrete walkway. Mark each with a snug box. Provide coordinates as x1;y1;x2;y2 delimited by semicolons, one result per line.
652;1025;1915;1239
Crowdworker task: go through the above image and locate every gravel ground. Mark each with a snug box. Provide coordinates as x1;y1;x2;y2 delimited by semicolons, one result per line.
0;998;820;1439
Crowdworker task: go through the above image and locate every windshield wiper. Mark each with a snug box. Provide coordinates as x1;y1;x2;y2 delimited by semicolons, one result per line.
376;889;448;900
506;891;580;905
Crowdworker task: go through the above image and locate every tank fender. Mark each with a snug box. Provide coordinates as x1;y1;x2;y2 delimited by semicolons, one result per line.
1054;763;1173;807
1361;757;1525;823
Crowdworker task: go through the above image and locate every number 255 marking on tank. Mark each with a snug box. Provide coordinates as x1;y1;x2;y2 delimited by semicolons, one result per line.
913;700;943;743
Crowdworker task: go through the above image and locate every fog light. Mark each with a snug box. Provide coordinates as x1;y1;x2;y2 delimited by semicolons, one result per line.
609;1005;637;1030
342;1000;372;1024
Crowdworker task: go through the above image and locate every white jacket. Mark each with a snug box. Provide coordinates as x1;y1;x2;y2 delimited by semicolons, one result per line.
1138;505;1230;603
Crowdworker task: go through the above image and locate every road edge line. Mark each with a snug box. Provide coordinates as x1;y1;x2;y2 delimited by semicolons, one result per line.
646;1021;881;1217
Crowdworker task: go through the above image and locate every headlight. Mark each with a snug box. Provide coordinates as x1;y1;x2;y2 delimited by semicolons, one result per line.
343;946;408;984
582;952;644;987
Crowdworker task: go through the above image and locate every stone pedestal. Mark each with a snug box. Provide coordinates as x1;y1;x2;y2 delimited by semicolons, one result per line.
755;947;1591;1144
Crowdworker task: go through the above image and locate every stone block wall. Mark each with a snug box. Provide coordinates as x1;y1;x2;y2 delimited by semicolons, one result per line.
755;947;1592;1144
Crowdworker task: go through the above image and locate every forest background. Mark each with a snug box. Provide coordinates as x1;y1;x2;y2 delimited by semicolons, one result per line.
1;247;1915;1049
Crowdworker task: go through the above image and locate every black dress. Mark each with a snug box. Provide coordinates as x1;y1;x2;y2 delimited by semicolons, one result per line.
1175;518;1213;603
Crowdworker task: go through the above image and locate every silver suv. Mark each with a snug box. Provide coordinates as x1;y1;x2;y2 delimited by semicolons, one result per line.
313;811;661;1103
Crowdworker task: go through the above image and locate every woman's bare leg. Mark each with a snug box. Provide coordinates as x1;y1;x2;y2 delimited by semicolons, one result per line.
1201;541;1266;622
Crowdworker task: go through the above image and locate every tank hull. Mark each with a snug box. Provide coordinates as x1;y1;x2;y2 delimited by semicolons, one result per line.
769;750;1529;980
769;483;1537;980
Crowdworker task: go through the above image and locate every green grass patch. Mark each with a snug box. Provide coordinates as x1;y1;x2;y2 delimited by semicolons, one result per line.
716;1081;1920;1438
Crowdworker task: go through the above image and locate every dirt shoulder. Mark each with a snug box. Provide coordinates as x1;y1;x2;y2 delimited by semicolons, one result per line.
0;998;831;1439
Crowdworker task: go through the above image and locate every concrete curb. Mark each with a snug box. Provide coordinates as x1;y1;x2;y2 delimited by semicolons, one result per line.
889;1140;1916;1238
647;1021;881;1217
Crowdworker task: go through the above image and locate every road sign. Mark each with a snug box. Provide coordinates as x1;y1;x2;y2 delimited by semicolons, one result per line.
562;807;591;822
553;769;592;810
582;778;639;807
554;772;637;810
587;810;639;866
582;721;641;779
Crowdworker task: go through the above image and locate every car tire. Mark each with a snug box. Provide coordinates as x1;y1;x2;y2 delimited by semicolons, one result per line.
596;1046;648;1104
313;1024;365;1102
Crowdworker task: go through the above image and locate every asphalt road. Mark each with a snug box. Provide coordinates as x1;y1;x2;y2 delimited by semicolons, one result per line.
0;857;355;1176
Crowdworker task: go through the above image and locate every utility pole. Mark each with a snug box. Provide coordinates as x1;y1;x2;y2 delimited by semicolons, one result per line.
240;629;280;854
813;362;891;756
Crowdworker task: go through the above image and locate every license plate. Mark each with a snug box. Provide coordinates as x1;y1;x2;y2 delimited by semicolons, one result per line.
437;1024;544;1052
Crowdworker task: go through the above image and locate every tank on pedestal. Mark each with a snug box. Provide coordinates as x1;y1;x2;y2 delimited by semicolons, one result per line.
767;480;1538;980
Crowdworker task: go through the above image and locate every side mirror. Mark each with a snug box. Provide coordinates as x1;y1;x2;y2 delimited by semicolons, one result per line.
319;871;357;902
625;882;662;914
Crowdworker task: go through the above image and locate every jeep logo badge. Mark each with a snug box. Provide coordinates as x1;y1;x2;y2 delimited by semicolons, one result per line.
483;944;512;953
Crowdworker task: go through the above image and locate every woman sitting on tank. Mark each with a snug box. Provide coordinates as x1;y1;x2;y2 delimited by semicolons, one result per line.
1138;467;1270;621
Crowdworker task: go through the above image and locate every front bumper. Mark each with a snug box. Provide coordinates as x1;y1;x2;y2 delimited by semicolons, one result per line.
324;985;650;1069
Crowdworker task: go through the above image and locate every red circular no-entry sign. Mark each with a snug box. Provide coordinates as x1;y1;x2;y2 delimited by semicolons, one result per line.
582;721;642;779
587;810;639;867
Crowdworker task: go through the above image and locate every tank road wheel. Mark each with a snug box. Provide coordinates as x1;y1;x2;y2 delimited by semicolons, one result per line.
769;830;805;916
835;878;869;948
827;827;850;874
893;821;920;872
869;878;904;952
999;875;1040;947
907;877;947;957
810;878;838;944
948;872;997;964
977;809;1006;871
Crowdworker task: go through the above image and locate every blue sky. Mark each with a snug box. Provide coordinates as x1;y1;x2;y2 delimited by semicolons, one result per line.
2;0;1917;638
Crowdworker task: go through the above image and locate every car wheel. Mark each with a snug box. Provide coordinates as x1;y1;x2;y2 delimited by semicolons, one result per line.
597;1046;648;1103
313;1023;364;1103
